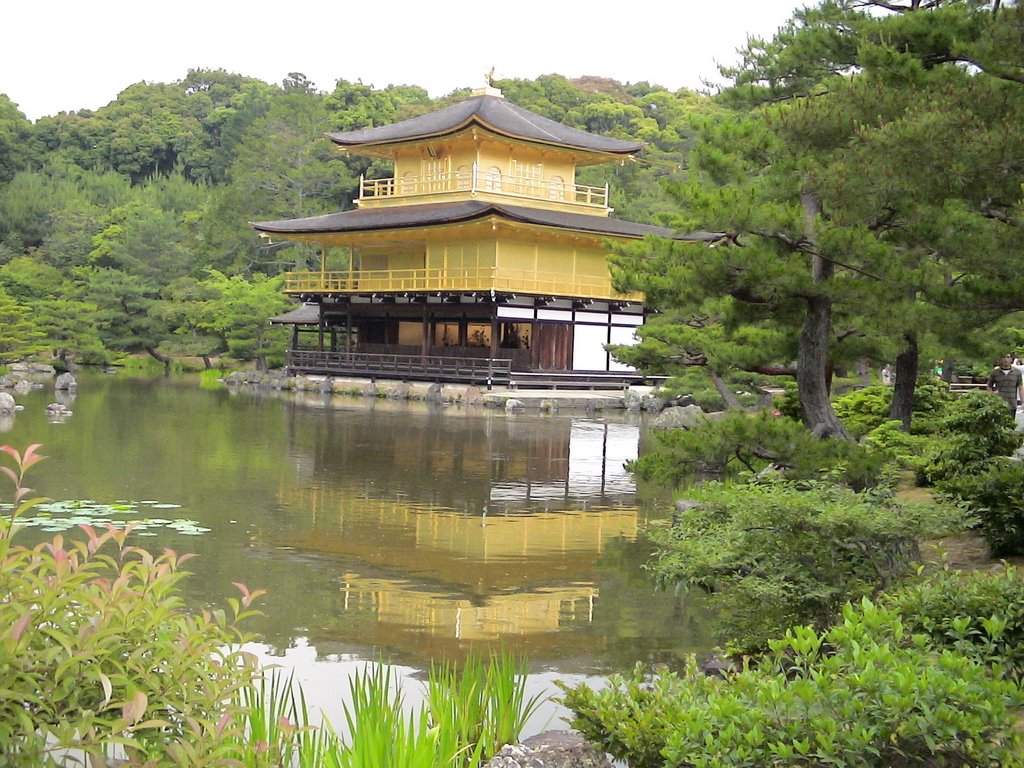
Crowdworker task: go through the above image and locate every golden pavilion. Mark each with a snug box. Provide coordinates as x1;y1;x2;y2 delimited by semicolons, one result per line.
253;85;711;386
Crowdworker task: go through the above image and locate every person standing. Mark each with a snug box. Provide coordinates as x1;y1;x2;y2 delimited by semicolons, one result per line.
986;353;1024;415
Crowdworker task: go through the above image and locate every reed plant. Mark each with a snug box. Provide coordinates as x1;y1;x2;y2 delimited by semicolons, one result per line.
427;651;546;767
338;662;460;768
235;670;342;768
233;652;543;768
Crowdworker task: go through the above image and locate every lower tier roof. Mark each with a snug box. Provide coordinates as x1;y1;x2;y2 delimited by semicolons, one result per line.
251;201;721;242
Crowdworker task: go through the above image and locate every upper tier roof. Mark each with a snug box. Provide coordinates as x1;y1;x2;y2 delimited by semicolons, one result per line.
252;200;721;242
326;94;645;155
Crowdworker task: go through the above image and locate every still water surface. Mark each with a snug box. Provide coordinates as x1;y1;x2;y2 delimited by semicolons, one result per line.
2;374;712;732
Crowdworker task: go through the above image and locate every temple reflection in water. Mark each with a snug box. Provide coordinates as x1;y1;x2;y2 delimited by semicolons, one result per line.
240;399;704;664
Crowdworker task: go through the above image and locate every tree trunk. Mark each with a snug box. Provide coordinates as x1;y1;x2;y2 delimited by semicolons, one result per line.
145;346;172;376
708;368;743;410
256;354;268;373
797;187;853;440
201;355;212;370
889;334;919;432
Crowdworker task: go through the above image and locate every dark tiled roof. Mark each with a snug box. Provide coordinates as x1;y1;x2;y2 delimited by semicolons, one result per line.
251;201;720;242
269;303;320;324
326;95;644;155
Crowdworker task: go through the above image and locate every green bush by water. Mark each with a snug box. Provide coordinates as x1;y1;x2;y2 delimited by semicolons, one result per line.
646;476;964;653
633;410;890;491
562;598;1024;768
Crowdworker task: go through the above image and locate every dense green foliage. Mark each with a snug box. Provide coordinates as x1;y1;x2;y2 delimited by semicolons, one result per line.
562;598;1024;768
646;477;960;653
938;460;1024;556
235;651;540;768
886;562;1024;678
427;653;544;767
832;379;952;438
634;410;889;490
917;390;1024;485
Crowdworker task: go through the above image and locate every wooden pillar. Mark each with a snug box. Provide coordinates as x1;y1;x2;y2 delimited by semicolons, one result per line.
345;308;352;353
421;303;429;359
490;313;499;358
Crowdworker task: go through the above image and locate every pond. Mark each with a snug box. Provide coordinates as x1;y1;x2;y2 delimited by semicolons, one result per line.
1;373;713;734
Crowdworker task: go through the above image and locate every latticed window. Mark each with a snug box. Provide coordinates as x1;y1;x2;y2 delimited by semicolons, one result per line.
420;159;448;192
484;166;503;191
511;160;542;195
548;175;566;200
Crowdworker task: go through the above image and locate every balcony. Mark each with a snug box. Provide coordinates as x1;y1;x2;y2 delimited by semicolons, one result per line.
359;165;609;210
284;267;641;302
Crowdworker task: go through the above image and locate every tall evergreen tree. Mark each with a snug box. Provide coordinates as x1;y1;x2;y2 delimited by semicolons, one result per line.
614;0;1024;435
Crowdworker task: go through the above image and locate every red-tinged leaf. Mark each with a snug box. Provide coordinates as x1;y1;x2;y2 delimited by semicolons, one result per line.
122;690;148;725
0;445;20;461
10;611;31;643
177;552;197;565
19;444;45;470
216;711;232;735
0;466;17;485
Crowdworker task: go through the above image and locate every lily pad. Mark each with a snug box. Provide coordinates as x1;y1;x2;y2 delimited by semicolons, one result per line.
6;498;212;537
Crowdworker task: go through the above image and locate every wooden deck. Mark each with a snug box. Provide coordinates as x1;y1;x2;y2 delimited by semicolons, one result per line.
285;350;662;389
287;350;512;386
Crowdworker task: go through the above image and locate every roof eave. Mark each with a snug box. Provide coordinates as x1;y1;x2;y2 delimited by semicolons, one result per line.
327;116;644;157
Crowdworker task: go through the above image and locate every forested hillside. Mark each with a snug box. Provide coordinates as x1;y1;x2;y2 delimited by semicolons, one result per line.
0;71;707;370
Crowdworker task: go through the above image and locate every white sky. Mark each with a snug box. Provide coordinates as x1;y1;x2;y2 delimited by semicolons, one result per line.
2;0;801;122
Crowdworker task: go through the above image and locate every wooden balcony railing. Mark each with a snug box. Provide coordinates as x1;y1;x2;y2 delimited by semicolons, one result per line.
284;267;642;301
287;350;512;385
360;164;609;209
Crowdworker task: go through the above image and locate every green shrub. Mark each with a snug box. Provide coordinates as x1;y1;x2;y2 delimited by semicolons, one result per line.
633;411;891;491
561;599;1024;768
886;562;1024;679
938;460;1024;556
0;446;260;767
832;385;892;438
646;477;963;653
917;391;1023;485
862;419;930;466
776;383;802;421
904;376;956;434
